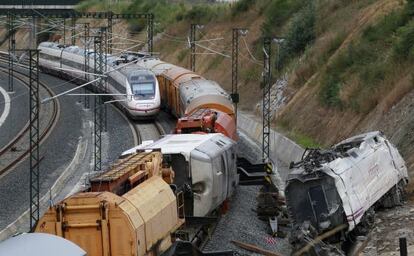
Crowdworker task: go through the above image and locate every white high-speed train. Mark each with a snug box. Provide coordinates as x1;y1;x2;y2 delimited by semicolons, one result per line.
38;42;161;119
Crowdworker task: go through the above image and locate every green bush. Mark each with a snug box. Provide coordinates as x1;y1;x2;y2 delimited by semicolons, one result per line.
320;73;342;107
279;1;316;67
231;0;256;17
183;5;217;23
363;11;407;43
262;0;302;36
76;0;101;12
125;0;188;32
393;20;414;60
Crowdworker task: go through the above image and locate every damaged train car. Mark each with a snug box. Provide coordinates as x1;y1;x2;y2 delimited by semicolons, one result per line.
285;131;408;255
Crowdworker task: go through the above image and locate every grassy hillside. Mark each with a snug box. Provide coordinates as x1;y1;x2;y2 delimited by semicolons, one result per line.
75;0;414;180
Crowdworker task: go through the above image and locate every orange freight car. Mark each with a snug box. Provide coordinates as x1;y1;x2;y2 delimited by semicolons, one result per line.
136;58;237;140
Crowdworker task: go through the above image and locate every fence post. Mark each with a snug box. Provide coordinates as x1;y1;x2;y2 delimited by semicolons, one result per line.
399;237;407;256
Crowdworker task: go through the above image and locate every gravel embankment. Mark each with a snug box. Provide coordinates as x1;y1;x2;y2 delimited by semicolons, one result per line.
204;132;292;255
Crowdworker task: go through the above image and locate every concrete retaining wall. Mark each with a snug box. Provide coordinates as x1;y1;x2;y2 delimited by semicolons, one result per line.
237;112;304;166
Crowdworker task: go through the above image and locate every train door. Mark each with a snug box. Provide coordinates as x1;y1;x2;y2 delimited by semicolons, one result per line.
59;204;110;256
220;154;228;202
157;75;166;107
168;81;175;115
212;156;224;209
174;85;180;117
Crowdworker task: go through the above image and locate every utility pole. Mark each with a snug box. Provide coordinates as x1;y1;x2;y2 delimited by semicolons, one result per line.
62;18;66;45
82;23;90;109
261;37;284;163
262;37;272;163
30;16;38;49
8;12;15;92
146;13;154;55
100;27;108;133
27;49;40;231
71;17;76;45
93;33;104;172
190;24;196;72
107;12;113;54
232;28;248;124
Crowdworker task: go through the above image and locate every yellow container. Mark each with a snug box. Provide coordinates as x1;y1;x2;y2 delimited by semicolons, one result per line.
36;176;183;256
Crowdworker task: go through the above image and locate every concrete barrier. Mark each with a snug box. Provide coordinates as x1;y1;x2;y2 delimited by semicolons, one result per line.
237;112;304;166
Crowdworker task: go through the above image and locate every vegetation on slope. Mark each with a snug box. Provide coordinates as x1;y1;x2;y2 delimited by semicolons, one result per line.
77;0;229;33
320;1;414;113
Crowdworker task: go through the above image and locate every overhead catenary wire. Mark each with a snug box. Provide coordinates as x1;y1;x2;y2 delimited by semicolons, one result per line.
108;31;147;44
160;32;187;40
193;42;231;58
111;43;146;55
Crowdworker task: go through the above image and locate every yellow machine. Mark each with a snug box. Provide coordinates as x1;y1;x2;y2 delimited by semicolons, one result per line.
36;152;184;256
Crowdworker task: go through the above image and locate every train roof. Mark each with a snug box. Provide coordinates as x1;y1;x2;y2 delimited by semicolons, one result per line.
127;69;156;82
0;233;86;256
334;131;382;148
122;133;234;161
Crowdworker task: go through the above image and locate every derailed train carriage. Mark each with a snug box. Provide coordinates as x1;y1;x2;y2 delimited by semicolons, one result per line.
286;131;408;254
123;133;238;218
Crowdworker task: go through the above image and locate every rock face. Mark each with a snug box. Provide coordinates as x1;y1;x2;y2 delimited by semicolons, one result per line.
255;77;288;120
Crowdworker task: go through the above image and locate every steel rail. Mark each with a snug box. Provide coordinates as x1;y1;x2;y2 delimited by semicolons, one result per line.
0;65;59;177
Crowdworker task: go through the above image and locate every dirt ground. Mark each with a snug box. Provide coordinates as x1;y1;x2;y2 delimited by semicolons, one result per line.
362;194;414;256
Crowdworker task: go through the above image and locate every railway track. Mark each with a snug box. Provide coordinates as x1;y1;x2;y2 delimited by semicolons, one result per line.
0;65;59;178
132;120;164;145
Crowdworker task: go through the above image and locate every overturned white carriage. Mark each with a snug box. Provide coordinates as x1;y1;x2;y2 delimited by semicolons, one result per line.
286;131;408;240
123;133;239;217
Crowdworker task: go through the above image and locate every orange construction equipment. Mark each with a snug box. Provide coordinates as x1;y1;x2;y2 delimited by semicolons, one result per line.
36;152;183;256
175;108;237;141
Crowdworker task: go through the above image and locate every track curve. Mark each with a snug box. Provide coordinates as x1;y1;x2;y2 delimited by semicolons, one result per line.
0;66;60;178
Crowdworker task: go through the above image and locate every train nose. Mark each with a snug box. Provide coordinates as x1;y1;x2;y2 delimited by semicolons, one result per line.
137;103;153;111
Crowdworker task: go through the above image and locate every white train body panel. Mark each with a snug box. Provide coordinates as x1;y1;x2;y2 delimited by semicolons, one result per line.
286;131;408;233
330;132;407;229
38;42;160;119
123;133;238;216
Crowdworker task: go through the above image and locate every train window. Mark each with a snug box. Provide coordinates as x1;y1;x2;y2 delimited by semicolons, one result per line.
131;82;155;99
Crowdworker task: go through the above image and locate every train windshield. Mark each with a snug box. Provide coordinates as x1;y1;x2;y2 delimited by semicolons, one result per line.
128;73;155;100
131;82;155;99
